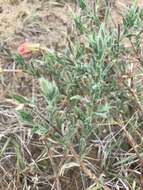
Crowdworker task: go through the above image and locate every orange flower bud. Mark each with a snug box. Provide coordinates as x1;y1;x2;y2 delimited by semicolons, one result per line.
18;42;40;56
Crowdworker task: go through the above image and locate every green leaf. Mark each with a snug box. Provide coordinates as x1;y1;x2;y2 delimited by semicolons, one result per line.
79;137;86;155
32;124;48;135
70;95;84;101
18;110;33;124
95;103;110;118
78;0;86;9
39;77;59;103
13;53;25;65
12;94;30;104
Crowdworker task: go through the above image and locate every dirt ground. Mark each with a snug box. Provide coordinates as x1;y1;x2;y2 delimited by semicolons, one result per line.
0;0;74;48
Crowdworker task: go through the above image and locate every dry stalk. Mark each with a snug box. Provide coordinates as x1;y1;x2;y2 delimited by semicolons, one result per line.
48;146;61;190
70;145;111;190
121;126;143;188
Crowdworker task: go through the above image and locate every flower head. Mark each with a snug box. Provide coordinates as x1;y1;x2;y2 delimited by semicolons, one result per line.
18;42;40;56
